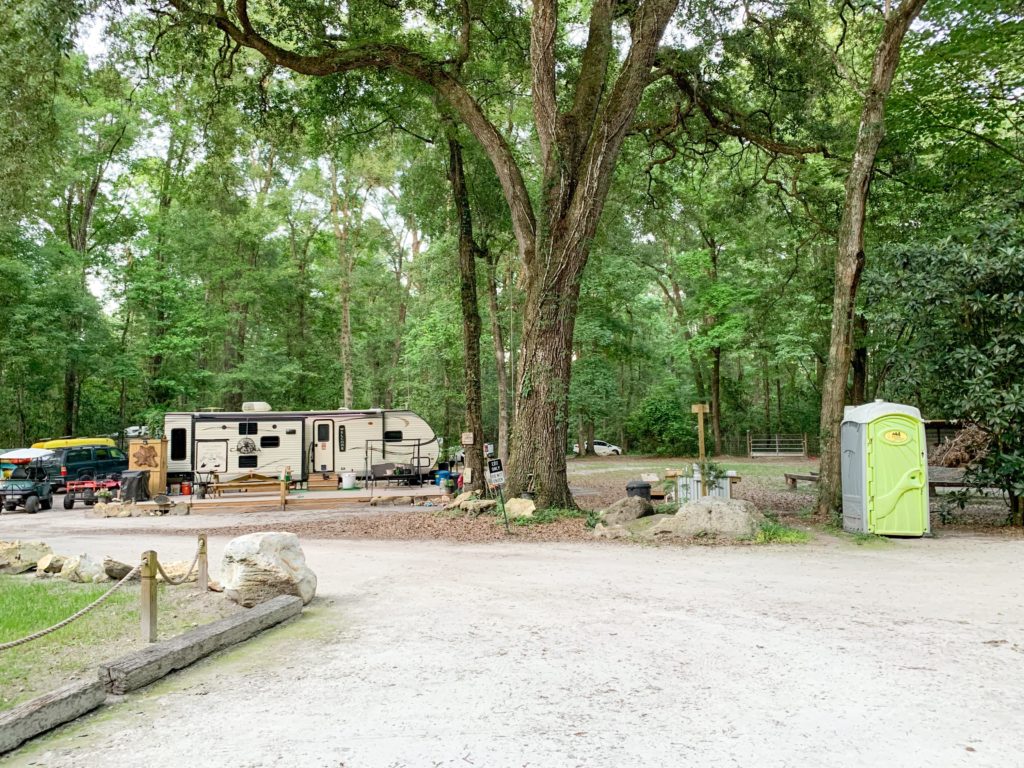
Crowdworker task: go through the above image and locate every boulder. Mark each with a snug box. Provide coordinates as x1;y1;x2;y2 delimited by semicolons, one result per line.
599;496;655;527
462;499;498;515
445;490;479;510
59;554;109;583
156;560;197;583
36;553;66;574
591;514;670;541
504;498;536;518
221;532;317;607
103;557;137;581
0;540;53;574
369;495;415;507
642;497;766;541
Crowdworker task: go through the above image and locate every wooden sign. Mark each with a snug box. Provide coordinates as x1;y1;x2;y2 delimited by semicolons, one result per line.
690;403;709;414
461;432;474;445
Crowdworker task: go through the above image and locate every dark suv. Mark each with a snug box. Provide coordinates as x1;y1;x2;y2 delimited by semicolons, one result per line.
40;445;129;492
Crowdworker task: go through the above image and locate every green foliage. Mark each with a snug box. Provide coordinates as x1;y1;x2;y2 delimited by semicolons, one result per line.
867;208;1024;512
509;506;588;527
626;384;699;455
755;521;810;544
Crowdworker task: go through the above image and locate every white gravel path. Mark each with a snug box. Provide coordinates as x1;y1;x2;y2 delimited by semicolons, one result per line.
2;515;1023;767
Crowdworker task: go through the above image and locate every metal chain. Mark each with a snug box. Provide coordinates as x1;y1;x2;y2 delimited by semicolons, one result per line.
0;563;142;652
154;548;200;586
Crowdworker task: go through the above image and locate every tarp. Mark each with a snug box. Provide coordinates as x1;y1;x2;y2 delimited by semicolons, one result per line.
0;448;54;462
119;470;151;502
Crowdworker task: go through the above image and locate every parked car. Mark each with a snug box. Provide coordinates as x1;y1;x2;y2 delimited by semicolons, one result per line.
572;440;623;456
38;445;129;492
0;462;53;513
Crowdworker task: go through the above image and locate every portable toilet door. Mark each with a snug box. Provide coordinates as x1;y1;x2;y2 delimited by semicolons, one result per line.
861;402;929;536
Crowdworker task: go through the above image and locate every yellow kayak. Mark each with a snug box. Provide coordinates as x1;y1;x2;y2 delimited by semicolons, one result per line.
31;437;116;449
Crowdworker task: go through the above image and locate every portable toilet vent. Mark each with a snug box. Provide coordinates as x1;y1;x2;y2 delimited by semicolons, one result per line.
841;400;929;537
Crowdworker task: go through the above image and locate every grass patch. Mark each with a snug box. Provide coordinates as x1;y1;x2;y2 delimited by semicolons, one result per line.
0;574;238;711
755;521;810;544
508;506;589;527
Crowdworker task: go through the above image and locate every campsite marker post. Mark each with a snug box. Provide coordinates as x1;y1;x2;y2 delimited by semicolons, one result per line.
489;458;510;533
691;403;710;497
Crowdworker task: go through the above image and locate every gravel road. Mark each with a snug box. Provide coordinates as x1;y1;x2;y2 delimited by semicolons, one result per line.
2;513;1023;767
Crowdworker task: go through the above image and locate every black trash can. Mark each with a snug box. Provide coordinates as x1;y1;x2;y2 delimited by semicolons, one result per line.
626;480;651;501
119;470;151;502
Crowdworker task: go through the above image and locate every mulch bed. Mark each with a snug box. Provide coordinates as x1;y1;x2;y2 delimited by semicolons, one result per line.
161;511;593;544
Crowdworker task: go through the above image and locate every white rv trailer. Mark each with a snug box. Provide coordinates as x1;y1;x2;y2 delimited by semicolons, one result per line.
164;402;439;483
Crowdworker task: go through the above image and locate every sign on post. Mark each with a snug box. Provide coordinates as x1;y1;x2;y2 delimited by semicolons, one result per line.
488;458;505;486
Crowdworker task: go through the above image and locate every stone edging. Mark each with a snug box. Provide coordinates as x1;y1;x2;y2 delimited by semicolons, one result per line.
0;595;303;754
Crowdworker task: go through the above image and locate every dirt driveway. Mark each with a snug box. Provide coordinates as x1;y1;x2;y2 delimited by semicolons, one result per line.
3;506;1023;768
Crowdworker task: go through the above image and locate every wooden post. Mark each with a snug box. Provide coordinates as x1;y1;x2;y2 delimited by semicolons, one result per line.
802;433;808;458
747;430;752;458
197;532;208;593
279;465;290;511
140;550;157;643
692;404;710;497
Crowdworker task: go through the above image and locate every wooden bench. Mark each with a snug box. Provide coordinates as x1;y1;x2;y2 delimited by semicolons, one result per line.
785;473;820;488
209;471;284;496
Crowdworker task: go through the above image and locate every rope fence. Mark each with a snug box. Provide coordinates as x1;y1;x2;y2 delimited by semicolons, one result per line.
0;532;209;650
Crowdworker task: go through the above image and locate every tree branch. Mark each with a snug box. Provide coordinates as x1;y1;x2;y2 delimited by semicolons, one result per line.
531;0;559;164
165;0;537;259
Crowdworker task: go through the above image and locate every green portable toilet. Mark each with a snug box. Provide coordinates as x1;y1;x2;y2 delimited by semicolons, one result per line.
841;400;929;537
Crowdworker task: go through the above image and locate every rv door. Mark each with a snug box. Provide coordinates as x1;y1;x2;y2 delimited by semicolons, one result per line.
313;419;334;473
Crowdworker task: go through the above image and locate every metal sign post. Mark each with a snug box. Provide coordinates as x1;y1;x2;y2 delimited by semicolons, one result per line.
488;458;510;533
691;403;710;497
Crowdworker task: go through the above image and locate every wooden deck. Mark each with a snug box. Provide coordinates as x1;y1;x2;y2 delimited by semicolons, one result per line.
136;484;446;514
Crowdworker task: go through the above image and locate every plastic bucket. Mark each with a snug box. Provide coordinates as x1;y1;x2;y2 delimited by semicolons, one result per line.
436;470;451;487
341;472;358;490
181;481;192;496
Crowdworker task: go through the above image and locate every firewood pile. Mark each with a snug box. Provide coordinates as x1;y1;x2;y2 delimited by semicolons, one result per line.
930;424;990;467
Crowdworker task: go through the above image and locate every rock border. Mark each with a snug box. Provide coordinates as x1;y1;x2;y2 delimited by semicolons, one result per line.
0;595;303;755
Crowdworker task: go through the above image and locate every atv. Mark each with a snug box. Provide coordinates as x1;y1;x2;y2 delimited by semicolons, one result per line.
0;464;53;513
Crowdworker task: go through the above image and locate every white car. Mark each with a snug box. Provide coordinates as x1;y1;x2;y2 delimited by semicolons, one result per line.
572;440;622;456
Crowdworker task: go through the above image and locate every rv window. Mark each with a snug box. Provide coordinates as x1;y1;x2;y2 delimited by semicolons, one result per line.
238;422;258;435
338;426;346;452
384;430;403;443
260;436;280;448
316;423;330;442
238;455;258;469
170;429;187;461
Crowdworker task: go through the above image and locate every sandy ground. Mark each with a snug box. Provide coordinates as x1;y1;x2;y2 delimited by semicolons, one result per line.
2;508;1024;767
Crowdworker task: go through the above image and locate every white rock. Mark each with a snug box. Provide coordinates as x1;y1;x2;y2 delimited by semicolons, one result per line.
599;496;654;527
645;497;766;540
59;553;110;583
156;560;197;583
36;553;66;574
0;540;53;574
462;499;498;515
221;532;317;607
503;498;536;518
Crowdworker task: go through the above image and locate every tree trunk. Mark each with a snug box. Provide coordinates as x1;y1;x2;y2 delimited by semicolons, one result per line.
817;0;928;520
446;135;485;492
763;363;772;432
711;347;722;455
851;314;868;404
485;253;510;466
505;236;588;507
330;162;355;409
776;378;784;432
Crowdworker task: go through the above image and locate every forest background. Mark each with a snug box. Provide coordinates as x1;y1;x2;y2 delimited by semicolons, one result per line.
0;0;1020;511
